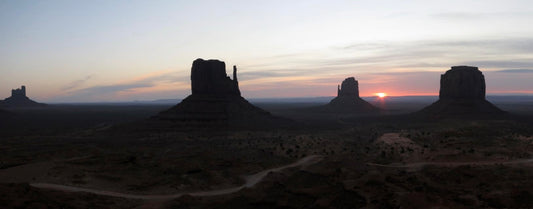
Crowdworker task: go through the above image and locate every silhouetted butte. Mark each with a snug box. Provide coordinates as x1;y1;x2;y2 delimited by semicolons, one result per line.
0;86;46;108
316;77;378;113
156;58;287;127
418;66;504;116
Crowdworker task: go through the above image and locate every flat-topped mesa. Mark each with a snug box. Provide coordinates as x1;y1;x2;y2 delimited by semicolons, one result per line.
337;77;359;97
190;59;240;96
439;66;485;100
417;66;504;116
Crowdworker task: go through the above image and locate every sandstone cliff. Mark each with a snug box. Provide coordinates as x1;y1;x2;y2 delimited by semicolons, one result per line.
418;66;504;116
155;59;288;128
318;77;378;113
439;66;486;100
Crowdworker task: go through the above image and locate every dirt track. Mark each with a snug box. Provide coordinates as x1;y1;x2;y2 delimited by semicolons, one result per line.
367;158;533;170
30;155;323;200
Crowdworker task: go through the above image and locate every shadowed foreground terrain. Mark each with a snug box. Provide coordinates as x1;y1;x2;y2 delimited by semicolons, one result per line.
0;98;532;208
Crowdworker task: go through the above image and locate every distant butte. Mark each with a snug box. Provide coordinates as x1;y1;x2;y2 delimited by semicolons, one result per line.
318;77;378;113
0;85;46;108
418;66;504;116
155;58;288;127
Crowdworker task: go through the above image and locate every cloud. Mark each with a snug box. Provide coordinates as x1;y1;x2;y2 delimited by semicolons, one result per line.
235;37;533;98
251;38;533;73
463;61;533;69
339;38;533;60
494;69;533;73
129;71;188;84
239;71;289;80
51;37;533;102
431;11;533;20
242;70;442;98
239;68;323;80
336;43;391;51
68;70;187;94
62;75;93;90
72;83;154;95
53;70;190;102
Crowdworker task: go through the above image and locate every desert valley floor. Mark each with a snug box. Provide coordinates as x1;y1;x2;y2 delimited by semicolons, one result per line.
1;98;532;209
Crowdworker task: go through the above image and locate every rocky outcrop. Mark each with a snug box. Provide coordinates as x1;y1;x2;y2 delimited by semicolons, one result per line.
190;59;240;96
0;86;46;108
155;59;288;128
418;66;504;116
318;77;378;113
439;66;486;100
337;77;359;97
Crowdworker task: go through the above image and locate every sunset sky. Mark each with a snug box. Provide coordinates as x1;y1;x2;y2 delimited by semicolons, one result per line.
1;0;533;102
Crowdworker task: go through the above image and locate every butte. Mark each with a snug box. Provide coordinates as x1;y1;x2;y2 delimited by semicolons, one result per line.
417;66;504;117
155;58;287;128
0;85;46;108
316;77;378;113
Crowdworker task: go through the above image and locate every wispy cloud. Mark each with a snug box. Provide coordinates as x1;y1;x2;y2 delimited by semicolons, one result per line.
431;11;533;20
239;68;329;80
69;71;187;94
247;38;533;74
51;37;533;101
62;75;93;90
495;69;533;73
242;71;442;98
71;83;154;95
53;70;190;102
240;37;533;97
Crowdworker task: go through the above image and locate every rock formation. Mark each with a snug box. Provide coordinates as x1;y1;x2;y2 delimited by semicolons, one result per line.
337;77;359;98
439;66;486;100
0;86;46;108
190;59;240;96
318;77;378;113
418;66;504;116
155;58;286;127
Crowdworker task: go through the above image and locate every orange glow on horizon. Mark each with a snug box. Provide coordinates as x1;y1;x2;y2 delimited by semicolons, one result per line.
359;91;438;97
376;92;387;98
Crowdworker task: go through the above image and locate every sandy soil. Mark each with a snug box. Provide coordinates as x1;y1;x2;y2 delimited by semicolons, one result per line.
376;133;414;145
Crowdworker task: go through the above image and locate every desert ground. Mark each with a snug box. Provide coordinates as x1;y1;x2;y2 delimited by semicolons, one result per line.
1;97;532;208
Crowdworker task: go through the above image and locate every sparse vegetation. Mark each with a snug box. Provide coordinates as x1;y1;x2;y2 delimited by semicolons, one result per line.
1;103;532;208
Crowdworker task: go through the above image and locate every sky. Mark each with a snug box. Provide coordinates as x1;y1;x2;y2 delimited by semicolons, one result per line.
1;0;533;103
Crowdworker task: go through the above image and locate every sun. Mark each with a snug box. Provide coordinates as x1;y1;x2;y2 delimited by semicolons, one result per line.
376;93;387;98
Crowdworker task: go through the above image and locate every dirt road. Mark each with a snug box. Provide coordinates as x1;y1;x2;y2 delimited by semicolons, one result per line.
368;158;533;170
30;155;323;200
